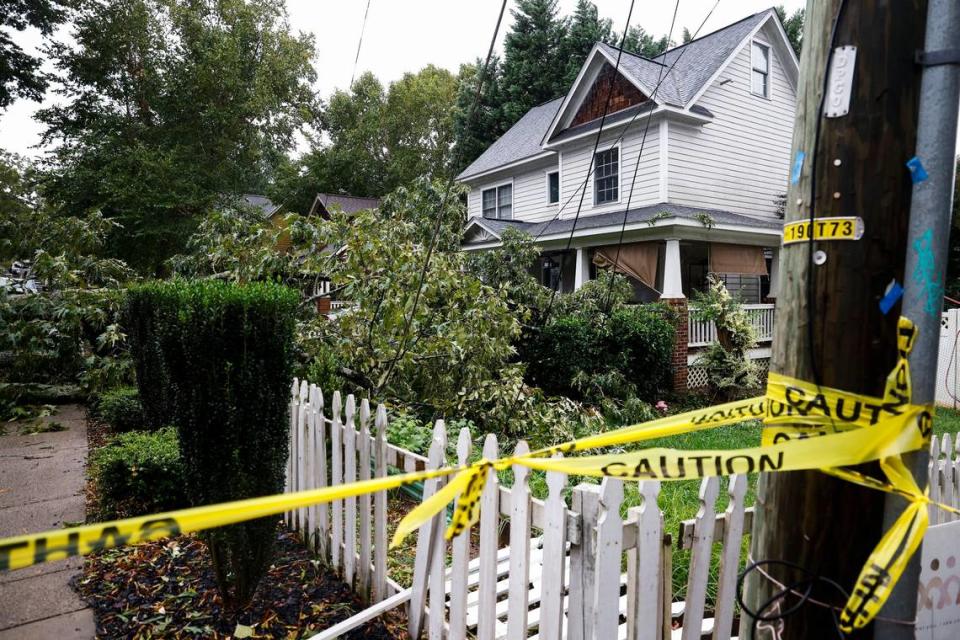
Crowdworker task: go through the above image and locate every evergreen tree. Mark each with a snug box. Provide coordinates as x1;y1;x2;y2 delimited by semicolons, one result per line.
774;5;804;55
451;57;504;173
682;27;693;44
620;25;670;58
37;0;316;274
499;0;566;126
561;0;614;86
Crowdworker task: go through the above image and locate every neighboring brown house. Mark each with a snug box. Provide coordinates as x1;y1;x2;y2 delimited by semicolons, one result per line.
308;193;381;219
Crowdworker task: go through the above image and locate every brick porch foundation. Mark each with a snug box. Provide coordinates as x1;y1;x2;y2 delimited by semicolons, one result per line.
662;296;688;392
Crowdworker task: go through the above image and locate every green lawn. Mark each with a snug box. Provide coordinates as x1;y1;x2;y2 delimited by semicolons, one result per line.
515;407;960;605
935;407;960;438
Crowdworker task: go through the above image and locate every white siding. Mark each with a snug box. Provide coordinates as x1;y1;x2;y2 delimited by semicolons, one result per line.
557;124;660;219
668;22;795;218
465;157;559;223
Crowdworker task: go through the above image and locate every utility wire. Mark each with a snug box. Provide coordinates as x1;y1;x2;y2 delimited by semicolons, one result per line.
350;0;372;87
374;0;509;397
601;0;718;309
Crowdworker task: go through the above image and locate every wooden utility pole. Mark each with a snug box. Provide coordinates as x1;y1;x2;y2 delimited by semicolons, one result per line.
746;1;927;638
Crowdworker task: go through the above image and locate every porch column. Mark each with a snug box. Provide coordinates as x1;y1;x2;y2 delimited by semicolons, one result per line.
574;247;591;290
767;246;781;300
659;238;688;392
661;238;684;298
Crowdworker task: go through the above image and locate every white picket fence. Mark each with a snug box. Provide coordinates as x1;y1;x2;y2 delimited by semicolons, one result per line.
285;380;960;639
928;432;960;524
688;303;775;347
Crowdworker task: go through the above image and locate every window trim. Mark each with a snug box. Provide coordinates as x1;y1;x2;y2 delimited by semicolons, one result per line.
545;170;560;205
480;178;515;220
750;39;771;99
592;142;622;207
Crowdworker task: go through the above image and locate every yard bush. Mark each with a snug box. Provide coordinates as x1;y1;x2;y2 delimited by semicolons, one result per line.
89;427;187;519
93;386;144;432
523;303;675;406
125;279;299;610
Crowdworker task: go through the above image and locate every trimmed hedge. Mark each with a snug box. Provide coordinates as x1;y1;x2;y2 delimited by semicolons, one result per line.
90;427;187;519
125;280;299;610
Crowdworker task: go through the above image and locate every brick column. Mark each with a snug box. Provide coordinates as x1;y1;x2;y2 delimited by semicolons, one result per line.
316;296;331;315
662;297;688;392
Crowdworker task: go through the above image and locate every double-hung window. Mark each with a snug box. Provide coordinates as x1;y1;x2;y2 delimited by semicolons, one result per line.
751;41;770;98
594;148;619;205
481;184;513;219
547;171;560;204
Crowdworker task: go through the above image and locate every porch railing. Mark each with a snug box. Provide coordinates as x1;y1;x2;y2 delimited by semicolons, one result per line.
688;303;775;347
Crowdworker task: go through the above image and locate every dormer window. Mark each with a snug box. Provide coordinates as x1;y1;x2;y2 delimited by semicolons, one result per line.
482;183;512;219
751;41;770;98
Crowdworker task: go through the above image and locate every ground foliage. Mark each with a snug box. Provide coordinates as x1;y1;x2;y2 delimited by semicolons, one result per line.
74;530;404;640
0;153;135;394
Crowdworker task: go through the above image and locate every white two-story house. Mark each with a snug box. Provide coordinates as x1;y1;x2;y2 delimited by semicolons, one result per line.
458;8;796;308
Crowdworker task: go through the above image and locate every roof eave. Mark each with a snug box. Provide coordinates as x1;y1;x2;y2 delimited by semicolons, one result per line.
457;150;557;182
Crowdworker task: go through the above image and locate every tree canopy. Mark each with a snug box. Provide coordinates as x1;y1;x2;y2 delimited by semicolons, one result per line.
270;65;458;214
36;0;316;274
0;0;68;108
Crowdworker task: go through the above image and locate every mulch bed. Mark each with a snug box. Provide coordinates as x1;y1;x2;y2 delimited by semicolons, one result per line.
73;527;408;639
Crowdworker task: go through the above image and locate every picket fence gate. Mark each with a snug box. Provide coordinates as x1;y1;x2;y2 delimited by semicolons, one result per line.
284;380;960;640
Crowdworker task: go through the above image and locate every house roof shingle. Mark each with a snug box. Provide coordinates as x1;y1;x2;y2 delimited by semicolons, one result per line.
457;9;774;180
310;193;381;217
242;194;282;218
457;97;563;180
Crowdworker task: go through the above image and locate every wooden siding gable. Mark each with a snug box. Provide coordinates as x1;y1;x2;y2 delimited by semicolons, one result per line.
569;63;649;128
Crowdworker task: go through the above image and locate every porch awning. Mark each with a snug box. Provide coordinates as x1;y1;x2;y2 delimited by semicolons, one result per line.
709;243;768;276
592;242;658;289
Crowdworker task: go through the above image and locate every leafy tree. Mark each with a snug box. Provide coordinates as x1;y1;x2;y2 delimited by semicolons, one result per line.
499;0;567;126
0;154;134;392
561;0;614;86
383;65;458;187
36;0;316;274
0;0;67;108
681;27;693;44
774;5;804;55
271;66;458;212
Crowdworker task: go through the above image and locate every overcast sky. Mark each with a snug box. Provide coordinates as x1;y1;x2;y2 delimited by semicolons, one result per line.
0;0;807;159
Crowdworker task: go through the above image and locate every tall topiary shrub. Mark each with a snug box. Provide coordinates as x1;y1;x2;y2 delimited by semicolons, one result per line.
125;280;298;610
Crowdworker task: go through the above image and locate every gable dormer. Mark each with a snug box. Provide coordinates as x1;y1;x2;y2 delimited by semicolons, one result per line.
569;63;649;128
542;43;663;146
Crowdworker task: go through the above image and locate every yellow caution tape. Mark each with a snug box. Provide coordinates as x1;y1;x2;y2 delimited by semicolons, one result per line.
0;316;942;632
783;216;864;245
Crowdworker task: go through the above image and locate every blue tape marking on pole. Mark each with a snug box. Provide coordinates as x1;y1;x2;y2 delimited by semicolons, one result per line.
879;281;904;315
906;156;929;184
791;151;806;185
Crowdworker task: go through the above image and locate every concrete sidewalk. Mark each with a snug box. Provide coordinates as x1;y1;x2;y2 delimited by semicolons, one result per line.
0;404;95;639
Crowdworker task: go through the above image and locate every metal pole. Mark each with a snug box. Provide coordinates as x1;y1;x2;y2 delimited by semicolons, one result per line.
876;0;960;636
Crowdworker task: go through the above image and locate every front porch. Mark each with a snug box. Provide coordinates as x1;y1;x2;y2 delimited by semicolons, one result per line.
463;204;785;390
